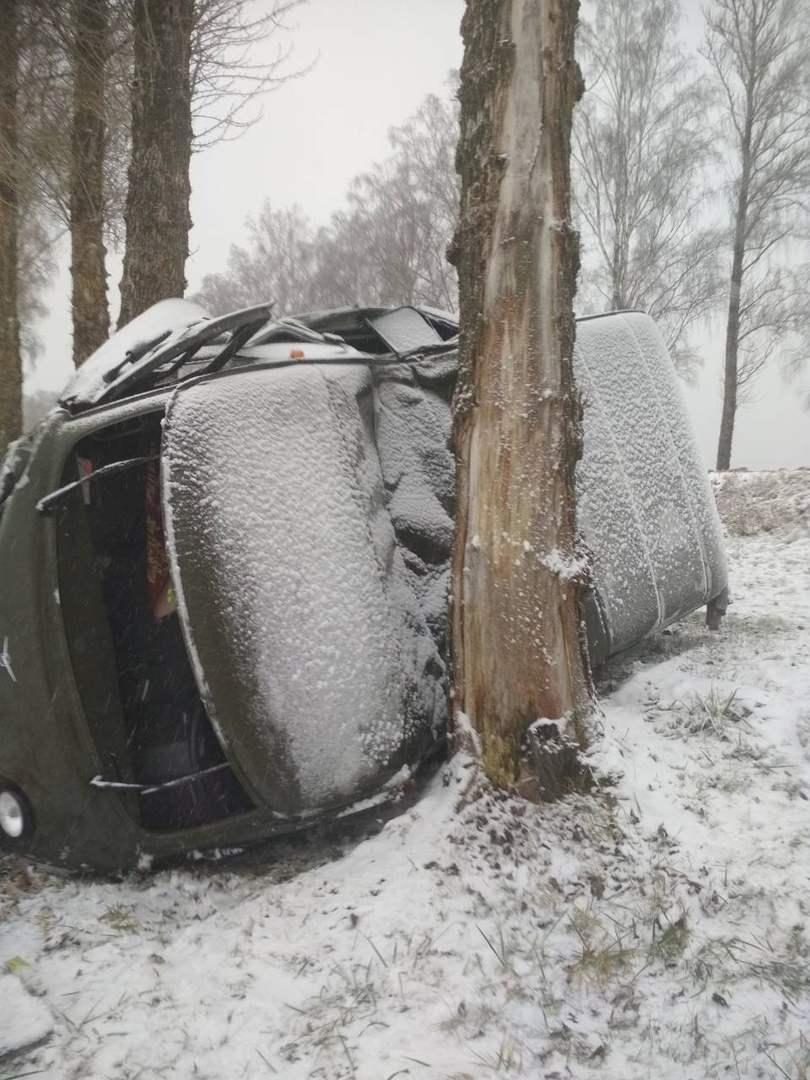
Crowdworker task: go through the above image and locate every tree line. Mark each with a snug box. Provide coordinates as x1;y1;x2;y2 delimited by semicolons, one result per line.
575;0;809;470
192;87;460;318
198;0;809;470
2;0;808;470
0;0;300;450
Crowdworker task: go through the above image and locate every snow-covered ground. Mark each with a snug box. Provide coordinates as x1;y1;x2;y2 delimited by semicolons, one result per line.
2;471;809;1079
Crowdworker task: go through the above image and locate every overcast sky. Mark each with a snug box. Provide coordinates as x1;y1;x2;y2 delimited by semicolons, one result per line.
32;0;807;469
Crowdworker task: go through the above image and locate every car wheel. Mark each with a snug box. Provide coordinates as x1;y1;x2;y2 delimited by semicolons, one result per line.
0;783;35;846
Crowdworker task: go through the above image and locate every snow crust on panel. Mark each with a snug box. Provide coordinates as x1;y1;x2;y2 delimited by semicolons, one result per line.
574;349;660;649
60;299;209;408
370;308;444;354
621;312;727;600
575;313;721;652
0;487;805;1080
372;356;456;645
163;365;445;812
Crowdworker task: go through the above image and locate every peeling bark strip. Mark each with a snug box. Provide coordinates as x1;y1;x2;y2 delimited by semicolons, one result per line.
0;0;21;449
451;0;591;788
118;0;194;328
71;0;110;366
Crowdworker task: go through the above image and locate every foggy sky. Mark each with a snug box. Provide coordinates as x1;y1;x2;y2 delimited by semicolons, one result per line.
31;0;807;469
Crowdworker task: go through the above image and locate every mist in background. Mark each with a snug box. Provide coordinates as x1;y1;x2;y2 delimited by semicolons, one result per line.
28;0;807;469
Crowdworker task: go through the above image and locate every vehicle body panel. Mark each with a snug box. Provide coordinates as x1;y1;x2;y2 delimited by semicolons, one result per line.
0;303;727;869
162;363;445;814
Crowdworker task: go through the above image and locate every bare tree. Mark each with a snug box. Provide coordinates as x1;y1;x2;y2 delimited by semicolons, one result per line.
194;203;321;315
705;0;810;470
315;90;459;311
573;0;720;378
0;2;73;390
194;88;460;317
3;0;129;370
451;0;591;791
0;0;22;449
190;0;303;147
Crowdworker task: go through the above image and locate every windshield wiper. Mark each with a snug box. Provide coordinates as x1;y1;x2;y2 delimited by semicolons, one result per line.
90;762;230;795
36;454;158;516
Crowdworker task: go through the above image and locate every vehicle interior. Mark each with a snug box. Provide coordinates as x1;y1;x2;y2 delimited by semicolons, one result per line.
55;411;252;831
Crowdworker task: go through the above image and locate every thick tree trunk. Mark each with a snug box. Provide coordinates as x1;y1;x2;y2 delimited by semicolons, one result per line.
452;0;591;791
118;0;193;328
0;0;21;449
71;0;110;366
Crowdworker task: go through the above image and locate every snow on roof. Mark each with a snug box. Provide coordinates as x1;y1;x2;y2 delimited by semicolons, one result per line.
59;299;210;408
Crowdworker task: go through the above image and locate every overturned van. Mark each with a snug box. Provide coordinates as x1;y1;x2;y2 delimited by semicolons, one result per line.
0;301;726;869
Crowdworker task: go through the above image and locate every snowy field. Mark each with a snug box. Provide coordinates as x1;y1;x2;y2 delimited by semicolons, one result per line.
2;470;809;1080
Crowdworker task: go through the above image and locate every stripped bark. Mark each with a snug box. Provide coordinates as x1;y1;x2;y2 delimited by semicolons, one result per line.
451;0;591;791
70;0;110;366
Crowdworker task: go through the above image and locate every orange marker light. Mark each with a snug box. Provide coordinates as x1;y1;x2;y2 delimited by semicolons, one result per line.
289;348;305;359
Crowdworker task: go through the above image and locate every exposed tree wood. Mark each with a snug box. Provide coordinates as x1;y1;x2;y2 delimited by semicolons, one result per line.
118;0;194;327
451;0;592;790
70;0;110;366
0;0;22;449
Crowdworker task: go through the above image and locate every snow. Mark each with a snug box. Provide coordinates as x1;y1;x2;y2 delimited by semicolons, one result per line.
162;363;446;813
59;299;209;409
372;355;456;644
0;974;53;1056
2;472;808;1078
576;313;727;653
370;307;444;353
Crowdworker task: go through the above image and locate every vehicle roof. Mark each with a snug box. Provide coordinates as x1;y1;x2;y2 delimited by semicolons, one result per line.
58;302;459;414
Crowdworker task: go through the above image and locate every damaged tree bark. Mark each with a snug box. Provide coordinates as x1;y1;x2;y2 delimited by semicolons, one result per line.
451;0;592;794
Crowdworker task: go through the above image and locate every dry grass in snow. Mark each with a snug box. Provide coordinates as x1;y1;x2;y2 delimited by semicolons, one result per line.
1;471;809;1079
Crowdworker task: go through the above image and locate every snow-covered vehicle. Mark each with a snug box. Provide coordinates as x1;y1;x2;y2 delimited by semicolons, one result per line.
0;301;727;870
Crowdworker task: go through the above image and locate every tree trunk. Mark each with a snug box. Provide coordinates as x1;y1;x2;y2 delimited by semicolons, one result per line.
71;0;110;366
451;0;591;791
716;110;753;472
118;0;193;328
0;0;21;449
715;250;742;471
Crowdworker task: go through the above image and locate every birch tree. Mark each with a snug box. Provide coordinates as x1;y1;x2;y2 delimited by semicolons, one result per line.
705;0;810;470
194;203;321;315
573;0;720;378
194;89;460;316
315;90;459;312
452;0;591;792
